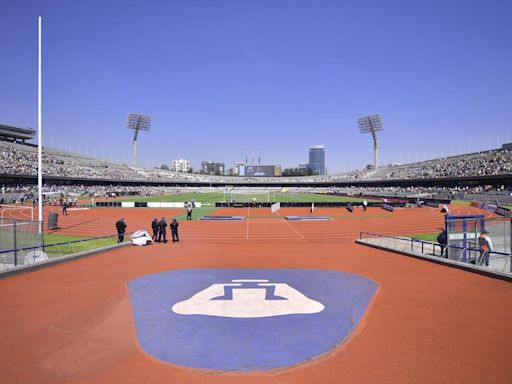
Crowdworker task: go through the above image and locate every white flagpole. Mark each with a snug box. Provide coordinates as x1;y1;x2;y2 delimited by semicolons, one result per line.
38;16;43;231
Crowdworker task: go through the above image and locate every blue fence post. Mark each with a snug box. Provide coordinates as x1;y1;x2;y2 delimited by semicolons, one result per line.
462;220;467;262
13;219;17;267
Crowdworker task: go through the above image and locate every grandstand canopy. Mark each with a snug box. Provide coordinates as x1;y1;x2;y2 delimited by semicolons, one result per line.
0;124;36;143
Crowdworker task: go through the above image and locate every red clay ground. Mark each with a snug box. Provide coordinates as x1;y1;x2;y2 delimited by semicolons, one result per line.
0;204;511;383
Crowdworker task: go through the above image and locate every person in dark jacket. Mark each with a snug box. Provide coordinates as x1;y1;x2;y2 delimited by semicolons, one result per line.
436;229;447;258
151;217;158;241
157;217;168;243
170;218;179;243
115;218;127;243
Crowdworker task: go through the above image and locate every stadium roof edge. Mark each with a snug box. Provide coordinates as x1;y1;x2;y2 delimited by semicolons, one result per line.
0;123;36;141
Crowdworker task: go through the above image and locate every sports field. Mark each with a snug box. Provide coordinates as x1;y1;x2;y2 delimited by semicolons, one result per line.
106;192;378;204
0;203;511;383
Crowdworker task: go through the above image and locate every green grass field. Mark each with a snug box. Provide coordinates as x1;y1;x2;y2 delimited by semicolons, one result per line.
450;200;472;205
172;207;219;220
409;232;439;242
44;233;116;246
121;192;378;204
42;233;119;256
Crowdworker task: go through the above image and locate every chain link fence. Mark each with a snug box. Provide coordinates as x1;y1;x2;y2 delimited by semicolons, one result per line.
0;218;43;268
446;216;511;271
0;217;120;271
359;232;511;274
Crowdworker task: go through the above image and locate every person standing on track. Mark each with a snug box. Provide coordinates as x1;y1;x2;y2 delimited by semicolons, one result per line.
478;229;493;267
115;218;127;243
186;202;193;220
157;217;168;243
151;217;158;241
170;218;179;243
362;199;368;211
437;229;448;258
62;201;68;215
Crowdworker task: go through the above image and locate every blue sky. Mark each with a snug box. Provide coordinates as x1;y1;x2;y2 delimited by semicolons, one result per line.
1;0;511;173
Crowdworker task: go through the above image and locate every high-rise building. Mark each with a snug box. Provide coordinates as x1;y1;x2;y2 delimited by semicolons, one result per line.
308;145;326;175
171;159;191;173
201;161;225;175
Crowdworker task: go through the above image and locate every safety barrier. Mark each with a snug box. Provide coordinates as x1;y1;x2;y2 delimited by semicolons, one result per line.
358;232;511;275
94;201;202;208
0;233;122;272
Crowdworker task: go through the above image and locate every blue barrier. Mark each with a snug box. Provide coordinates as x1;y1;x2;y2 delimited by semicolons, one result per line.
381;203;394;212
285;216;331;221
198;216;245;221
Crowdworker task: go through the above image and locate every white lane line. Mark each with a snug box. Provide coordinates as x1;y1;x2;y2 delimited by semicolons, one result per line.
281;217;305;239
246;207;250;239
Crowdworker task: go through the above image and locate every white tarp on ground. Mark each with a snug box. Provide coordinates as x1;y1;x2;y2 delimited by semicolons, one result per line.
131;230;153;246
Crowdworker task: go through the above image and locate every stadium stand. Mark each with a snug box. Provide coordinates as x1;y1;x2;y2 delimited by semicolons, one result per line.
1;141;512;193
0;124;36;143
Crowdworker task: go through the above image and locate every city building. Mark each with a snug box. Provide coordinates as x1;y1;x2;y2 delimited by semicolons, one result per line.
201;161;225;175
235;162;246;176
171;159;191;173
308;145;326;175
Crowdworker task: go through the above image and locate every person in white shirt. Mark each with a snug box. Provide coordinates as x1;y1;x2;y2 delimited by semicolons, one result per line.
477;230;493;266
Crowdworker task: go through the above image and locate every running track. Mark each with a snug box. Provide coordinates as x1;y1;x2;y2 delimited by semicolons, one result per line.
0;204;511;383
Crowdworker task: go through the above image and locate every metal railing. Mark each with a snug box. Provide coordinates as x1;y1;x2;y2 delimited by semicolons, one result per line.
359;232;511;274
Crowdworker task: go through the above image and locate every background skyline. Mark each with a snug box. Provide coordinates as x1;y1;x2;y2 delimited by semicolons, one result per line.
1;0;511;174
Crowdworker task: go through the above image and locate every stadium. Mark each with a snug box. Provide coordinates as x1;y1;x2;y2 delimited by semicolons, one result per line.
2;3;512;384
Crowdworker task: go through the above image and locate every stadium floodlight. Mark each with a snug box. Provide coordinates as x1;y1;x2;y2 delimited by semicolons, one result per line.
126;113;151;166
358;114;384;168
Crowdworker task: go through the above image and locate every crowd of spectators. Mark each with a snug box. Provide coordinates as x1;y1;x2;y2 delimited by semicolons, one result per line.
2;183;511;206
0;142;130;180
383;150;512;180
1;141;512;184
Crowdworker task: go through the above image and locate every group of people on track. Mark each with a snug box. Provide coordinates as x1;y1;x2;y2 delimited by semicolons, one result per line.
151;217;180;243
113;202;195;244
115;216;181;244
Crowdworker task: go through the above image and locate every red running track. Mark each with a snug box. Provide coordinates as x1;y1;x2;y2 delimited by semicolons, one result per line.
0;204;510;383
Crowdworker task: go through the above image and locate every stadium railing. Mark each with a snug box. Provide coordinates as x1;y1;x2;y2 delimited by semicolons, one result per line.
0;234;122;272
358;232;511;274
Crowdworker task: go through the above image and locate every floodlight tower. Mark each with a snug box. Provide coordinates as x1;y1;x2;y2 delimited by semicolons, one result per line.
126;113;151;166
358;114;384;168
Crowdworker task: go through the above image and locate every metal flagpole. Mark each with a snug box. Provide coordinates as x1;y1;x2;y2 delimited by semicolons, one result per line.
38;16;43;233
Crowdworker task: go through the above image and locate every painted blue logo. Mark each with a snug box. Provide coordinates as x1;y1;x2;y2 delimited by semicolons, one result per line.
128;269;378;371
